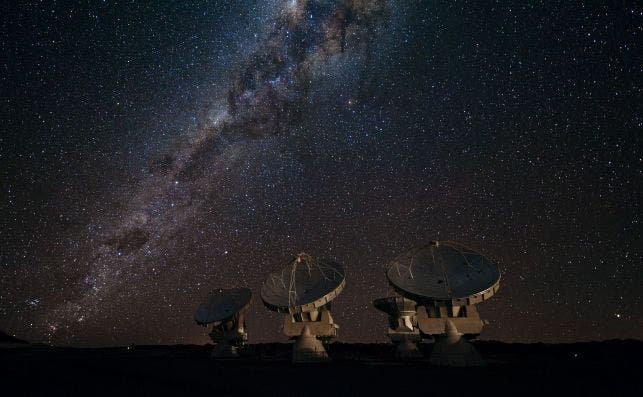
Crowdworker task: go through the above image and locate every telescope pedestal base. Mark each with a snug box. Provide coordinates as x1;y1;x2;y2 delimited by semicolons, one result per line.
292;325;331;363
390;331;422;359
395;338;422;359
209;327;246;359
429;321;485;367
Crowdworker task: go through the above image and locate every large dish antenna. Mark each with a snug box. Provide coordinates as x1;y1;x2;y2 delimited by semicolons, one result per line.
374;241;501;366
261;253;345;363
194;287;251;325
261;253;345;314
194;287;251;358
387;240;500;304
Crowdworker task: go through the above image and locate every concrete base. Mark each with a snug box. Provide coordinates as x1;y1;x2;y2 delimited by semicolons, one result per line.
429;320;485;367
292;326;331;363
395;338;422;358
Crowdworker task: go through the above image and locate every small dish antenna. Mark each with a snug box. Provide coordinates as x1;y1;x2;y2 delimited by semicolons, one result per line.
374;241;500;365
373;296;422;358
261;253;345;363
194;287;251;358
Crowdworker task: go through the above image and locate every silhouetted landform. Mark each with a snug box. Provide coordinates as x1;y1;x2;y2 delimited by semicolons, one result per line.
1;340;641;396
0;330;28;345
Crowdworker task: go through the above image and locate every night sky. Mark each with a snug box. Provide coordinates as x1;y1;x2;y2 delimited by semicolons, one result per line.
1;1;641;347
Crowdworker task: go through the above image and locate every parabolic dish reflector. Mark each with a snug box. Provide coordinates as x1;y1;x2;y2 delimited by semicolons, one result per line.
194;287;251;325
387;241;500;303
261;253;345;314
373;296;417;315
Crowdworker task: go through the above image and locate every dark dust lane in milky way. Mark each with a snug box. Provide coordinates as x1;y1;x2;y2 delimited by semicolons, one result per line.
22;0;401;345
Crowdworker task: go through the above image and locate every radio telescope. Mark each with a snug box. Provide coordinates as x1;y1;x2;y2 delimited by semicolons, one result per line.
261;253;345;363
373;296;422;358
376;240;500;365
194;287;251;358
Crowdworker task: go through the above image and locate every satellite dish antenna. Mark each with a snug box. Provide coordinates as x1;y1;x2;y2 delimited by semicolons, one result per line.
375;241;500;365
194;287;251;358
373;296;422;358
261;253;345;363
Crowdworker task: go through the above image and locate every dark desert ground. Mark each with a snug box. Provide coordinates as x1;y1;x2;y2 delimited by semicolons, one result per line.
2;334;641;396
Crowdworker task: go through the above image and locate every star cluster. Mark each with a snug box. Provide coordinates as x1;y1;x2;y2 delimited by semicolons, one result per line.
1;1;641;346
